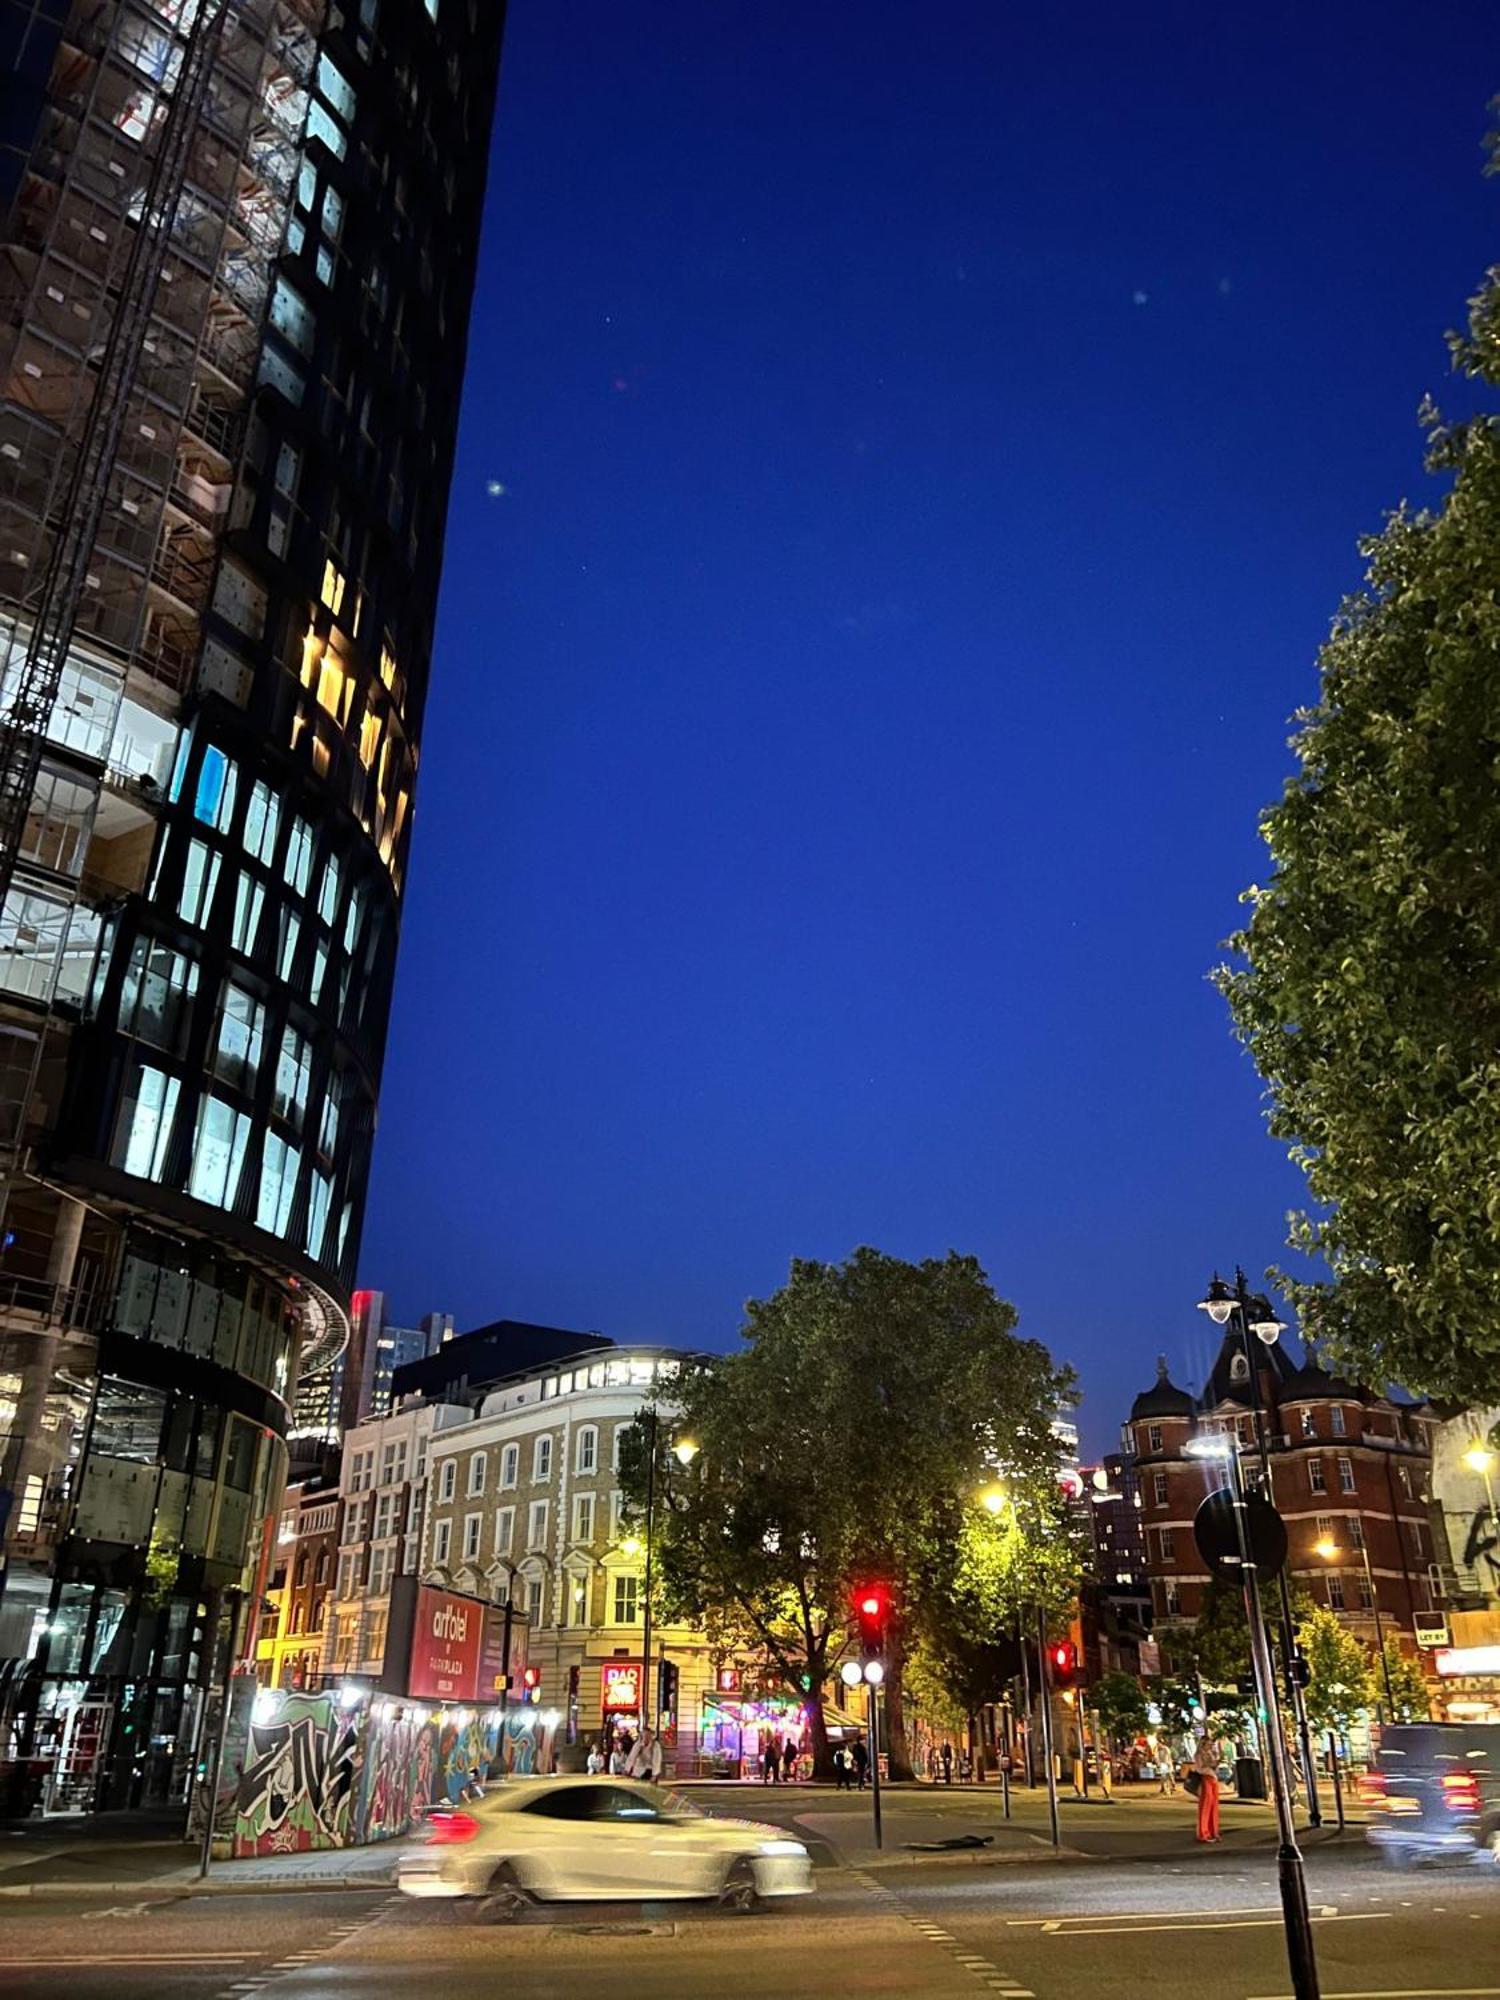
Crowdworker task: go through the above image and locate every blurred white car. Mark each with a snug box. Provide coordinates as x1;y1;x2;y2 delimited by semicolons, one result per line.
398;1777;815;1915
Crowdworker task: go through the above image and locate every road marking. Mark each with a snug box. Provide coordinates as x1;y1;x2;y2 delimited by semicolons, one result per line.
1246;1991;1500;2000
1011;1904;1288;1925
0;1955;257;1966
1030;1914;1387;1937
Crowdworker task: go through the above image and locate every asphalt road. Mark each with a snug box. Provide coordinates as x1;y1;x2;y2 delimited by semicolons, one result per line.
2;1811;1497;2000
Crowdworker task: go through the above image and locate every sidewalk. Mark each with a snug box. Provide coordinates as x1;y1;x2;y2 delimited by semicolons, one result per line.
0;1817;401;1898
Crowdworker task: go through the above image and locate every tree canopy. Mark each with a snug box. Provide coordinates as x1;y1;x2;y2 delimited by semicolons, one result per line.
619;1247;1076;1775
1297;1606;1376;1731
1380;1640;1432;1723
1218;127;1500;1402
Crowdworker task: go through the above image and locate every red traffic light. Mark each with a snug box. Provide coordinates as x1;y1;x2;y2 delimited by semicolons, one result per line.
859;1593;883;1617
854;1584;891;1658
1048;1640;1078;1682
521;1665;541;1702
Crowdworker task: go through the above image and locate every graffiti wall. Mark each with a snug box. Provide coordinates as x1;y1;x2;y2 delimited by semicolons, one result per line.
230;1689;557;1856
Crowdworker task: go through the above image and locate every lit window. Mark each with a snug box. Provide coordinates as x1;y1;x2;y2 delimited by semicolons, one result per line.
317;853;341;926
119;939;197;1049
319;559;346;615
343;884;365;954
305;98;346;160
113;1062;179;1180
193;746;238;831
270;277;315;357
231;873;265;954
257;1131;300;1235
167;732;190;804
284;816;313;894
214;982;265;1089
189;1093;251;1208
316;52;357;121
305;1168;332;1259
278;907;301;980
244;781;281;865
309;938;329;1003
318;1086;339;1157
274;1024;311;1121
358;708;381;769
179;839;221;927
379;641;397;689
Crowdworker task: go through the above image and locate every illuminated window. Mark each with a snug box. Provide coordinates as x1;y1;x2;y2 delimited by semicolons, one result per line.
214;982;265;1089
231;873;265;954
305;1168;332;1259
343;884;365;954
309;937;329;1003
274;1025;311;1121
119;939;197;1050
244;781;280;865
317;853;341;926
316;52;357;121
113;1062;180;1180
379;641;397;690
257;1131;299;1235
277;907;301;981
270;277;315;357
319;559;346;615
284;816;313;894
315;645;349;722
305;99;346;160
179;839;221;927
193;746;238;831
358;708;381;769
189;1093;251;1208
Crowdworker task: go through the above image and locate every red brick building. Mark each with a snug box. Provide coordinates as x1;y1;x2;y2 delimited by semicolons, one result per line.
257;1477;342;1692
1127;1337;1437;1658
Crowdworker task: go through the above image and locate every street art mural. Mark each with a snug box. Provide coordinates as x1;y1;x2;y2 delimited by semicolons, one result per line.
230;1690;558;1856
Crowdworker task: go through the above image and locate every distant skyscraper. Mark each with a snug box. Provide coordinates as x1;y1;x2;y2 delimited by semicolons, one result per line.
0;0;506;1816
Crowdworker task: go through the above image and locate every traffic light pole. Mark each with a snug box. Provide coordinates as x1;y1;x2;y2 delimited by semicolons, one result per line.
1225;1441;1320;2000
1035;1604;1060;1848
867;1680;883;1851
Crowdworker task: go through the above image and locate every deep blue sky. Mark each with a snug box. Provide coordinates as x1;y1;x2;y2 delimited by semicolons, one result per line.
361;0;1499;1452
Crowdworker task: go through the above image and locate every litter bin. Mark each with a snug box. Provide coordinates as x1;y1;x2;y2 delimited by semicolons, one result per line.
1234;1756;1266;1800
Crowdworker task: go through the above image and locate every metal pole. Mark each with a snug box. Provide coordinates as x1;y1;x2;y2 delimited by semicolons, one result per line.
1362;1544;1395;1717
499;1596;514;1775
867;1678;883;1850
1327;1730;1345;1832
1036;1604;1060;1848
1234;1270;1321;1828
1019;1638;1035;1786
641;1410;656;1734
197;1591;243;1880
1225;1441;1321;2000
1000;1694;1013;1819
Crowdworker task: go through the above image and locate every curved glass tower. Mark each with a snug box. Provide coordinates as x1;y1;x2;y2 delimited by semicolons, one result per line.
0;0;504;1813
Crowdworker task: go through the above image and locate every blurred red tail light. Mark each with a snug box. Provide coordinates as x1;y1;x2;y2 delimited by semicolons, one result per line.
426;1810;480;1845
1358;1770;1387;1802
1441;1770;1480;1815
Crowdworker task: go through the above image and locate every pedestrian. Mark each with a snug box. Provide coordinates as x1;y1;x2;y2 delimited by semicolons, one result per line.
959;1747;973;1783
852;1738;869;1790
941;1740;954;1786
1193;1732;1221;1843
833;1746;852;1791
608;1739;628;1776
762;1738;779;1784
647;1731;665;1783
586;1741;605;1775
782;1737;797;1785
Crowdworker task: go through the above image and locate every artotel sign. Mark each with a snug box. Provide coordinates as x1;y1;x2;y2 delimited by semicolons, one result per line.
408;1585;485;1702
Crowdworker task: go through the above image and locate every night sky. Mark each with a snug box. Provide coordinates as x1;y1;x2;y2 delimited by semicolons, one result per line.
360;0;1499;1452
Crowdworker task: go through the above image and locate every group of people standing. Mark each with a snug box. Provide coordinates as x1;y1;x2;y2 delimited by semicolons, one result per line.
760;1735;804;1783
831;1740;870;1789
585;1727;664;1781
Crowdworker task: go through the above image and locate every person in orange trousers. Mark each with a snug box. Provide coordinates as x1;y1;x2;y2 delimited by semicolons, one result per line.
1194;1734;1222;1842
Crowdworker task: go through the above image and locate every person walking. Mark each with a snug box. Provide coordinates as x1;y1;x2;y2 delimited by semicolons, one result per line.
761;1738;779;1784
1193;1732;1222;1843
782;1737;797;1785
852;1737;870;1790
833;1746;852;1791
941;1740;954;1786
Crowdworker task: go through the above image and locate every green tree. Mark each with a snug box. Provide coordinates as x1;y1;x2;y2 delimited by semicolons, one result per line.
1380;1640;1432;1723
1184;1575;1253;1688
1218;119;1500;1400
619;1248;1075;1777
1147;1675;1201;1741
1092;1670;1150;1750
1297;1606;1376;1731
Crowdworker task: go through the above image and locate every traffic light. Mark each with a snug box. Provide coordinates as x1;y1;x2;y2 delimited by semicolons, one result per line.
1046;1640;1078;1689
657;1658;679;1720
855;1585;890;1660
1288;1655;1311;1689
521;1665;542;1705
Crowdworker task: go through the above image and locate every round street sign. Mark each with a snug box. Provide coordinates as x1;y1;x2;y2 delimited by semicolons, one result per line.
1193;1486;1288;1583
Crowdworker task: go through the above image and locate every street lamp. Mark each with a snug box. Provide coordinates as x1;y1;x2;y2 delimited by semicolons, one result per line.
1314;1536;1395;1718
673;1436;700;1468
1464;1442;1498;1541
1197;1269;1321;1829
978;1482;1010;1516
974;1480;1058;1846
635;1413;700;1736
1184;1429;1320;2000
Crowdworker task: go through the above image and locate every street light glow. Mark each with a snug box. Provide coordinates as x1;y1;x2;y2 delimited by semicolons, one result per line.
1463;1443;1496;1476
621;1535;642;1558
1314;1537;1339;1562
1184;1435;1233;1459
978;1483;1009;1514
672;1437;700;1466
840;1659;863;1688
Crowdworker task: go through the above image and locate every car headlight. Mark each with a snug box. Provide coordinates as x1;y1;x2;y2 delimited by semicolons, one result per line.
758;1839;808;1856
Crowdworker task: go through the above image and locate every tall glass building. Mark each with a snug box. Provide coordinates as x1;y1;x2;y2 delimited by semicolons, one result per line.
0;0;504;1814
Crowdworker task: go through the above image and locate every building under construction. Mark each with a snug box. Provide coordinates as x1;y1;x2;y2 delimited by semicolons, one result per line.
0;0;504;1814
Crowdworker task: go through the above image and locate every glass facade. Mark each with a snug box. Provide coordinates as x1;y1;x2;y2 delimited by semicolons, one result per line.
0;0;505;1816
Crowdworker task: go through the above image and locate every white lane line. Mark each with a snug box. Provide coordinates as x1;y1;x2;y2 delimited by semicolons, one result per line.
0;1956;257;1967
1033;1914;1387;1937
1011;1903;1284;1925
